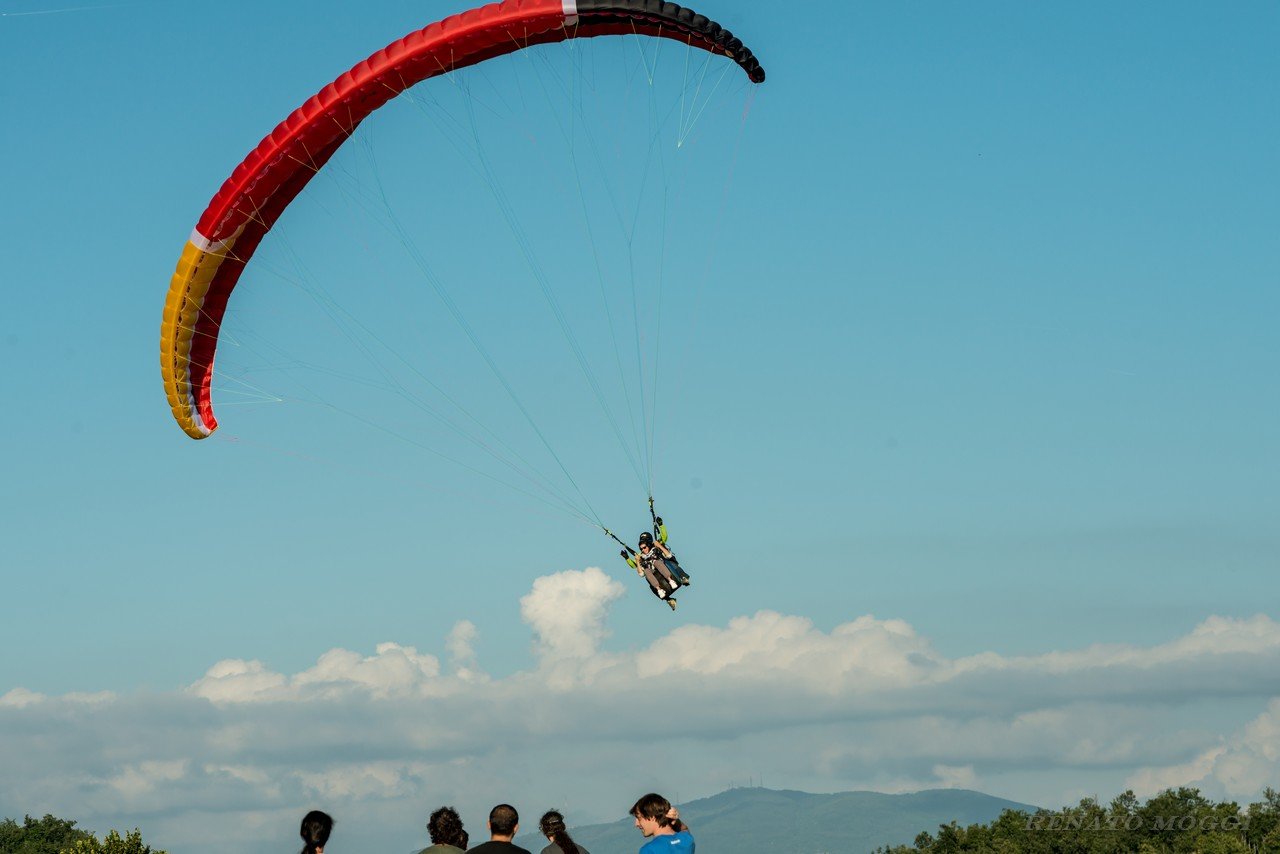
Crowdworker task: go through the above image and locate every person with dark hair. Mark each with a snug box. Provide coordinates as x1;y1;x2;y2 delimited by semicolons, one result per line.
421;805;468;853
651;516;691;587
299;810;333;854
620;531;683;610
466;804;532;854
630;794;692;853
538;810;589;854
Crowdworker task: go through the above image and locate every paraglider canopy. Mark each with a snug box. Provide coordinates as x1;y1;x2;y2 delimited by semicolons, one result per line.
159;0;765;440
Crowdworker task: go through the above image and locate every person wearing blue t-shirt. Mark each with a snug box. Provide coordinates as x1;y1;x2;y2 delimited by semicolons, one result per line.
630;793;693;853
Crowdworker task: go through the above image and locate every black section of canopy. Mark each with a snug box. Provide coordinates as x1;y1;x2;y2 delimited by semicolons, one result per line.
578;0;767;83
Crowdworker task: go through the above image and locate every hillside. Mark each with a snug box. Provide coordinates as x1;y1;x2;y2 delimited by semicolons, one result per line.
515;786;1038;853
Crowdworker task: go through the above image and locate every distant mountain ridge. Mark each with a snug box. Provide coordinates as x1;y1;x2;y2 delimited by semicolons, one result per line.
515;786;1038;853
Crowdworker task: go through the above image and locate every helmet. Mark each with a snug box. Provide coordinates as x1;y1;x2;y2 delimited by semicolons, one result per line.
638;531;653;546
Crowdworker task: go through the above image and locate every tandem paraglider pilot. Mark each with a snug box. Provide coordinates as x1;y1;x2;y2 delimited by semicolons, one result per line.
618;515;691;611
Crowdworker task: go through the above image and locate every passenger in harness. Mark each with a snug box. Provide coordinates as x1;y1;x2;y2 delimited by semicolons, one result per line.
618;513;691;611
651;516;691;587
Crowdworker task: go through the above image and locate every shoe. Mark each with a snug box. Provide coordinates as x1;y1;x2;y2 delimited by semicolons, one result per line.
681;576;691;586
667;598;678;611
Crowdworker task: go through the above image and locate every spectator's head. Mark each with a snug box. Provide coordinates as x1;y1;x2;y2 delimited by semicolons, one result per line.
427;806;466;848
488;803;520;839
539;809;566;837
299;810;333;854
539;810;581;854
631;793;682;838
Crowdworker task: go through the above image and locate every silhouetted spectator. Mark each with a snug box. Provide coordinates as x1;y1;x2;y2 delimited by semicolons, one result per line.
538;810;589;854
299;810;333;854
467;804;532;854
421;805;468;853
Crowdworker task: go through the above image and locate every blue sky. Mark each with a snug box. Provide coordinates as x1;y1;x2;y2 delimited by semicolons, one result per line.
2;1;1278;851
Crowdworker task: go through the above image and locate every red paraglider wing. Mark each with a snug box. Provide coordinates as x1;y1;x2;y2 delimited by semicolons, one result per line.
159;0;764;438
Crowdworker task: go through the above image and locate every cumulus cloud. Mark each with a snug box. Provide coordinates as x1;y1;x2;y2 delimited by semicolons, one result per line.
2;568;1278;854
1126;747;1227;798
0;687;44;708
446;620;479;672
110;761;189;798
190;660;286;703
1126;697;1280;799
0;687;113;708
189;643;441;704
932;764;978;789
520;566;625;661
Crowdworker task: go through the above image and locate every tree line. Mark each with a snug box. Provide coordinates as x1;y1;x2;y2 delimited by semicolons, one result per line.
876;787;1280;853
0;815;165;854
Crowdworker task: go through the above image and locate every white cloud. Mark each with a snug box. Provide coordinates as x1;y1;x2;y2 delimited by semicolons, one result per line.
1239;700;1280;765
1126;697;1280;799
293;642;441;697
2;569;1279;854
520;566;625;662
0;687;44;708
0;687;113;708
932;764;978;789
446;620;480;675
190;659;287;703
109;760;189;798
1126;747;1227;798
294;761;431;801
190;643;442;703
203;764;273;787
